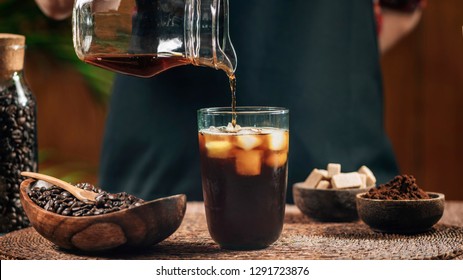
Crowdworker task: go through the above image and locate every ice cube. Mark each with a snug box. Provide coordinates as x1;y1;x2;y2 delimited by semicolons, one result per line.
205;140;232;158
265;152;288;168
235;135;263;151
225;122;241;133
208;126;221;133
235;150;263;176
238;127;259;135
268;131;288;151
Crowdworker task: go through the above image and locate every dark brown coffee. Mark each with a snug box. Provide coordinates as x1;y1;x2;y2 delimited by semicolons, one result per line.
85;54;237;124
84;54;190;78
229;74;237;126
199;127;288;249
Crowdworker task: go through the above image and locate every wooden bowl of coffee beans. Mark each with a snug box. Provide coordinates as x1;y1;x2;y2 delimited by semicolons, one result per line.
19;178;186;251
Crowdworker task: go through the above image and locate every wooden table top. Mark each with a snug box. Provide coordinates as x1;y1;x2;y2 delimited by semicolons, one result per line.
1;201;463;260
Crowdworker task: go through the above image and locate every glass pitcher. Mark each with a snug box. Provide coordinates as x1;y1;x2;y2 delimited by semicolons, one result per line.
72;0;237;78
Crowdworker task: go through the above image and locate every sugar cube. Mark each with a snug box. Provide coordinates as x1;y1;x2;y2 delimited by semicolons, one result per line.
303;168;328;188
327;163;341;178
331;172;362;189
316;180;331;189
358;165;377;186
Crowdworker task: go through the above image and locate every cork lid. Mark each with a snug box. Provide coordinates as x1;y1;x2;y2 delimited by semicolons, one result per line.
0;33;25;46
0;33;26;78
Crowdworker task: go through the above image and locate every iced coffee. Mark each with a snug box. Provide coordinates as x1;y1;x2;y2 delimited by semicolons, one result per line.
198;107;289;250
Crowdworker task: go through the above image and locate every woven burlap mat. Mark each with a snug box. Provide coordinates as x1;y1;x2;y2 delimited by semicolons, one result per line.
1;205;463;260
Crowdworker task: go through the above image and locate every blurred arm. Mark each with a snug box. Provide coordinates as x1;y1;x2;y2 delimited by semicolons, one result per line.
34;0;74;20
378;7;423;54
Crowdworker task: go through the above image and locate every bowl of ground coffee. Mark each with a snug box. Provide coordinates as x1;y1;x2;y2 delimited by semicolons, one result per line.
19;178;186;251
356;174;444;234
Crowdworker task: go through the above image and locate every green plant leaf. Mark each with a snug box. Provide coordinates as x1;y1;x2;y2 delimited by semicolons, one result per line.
0;0;114;106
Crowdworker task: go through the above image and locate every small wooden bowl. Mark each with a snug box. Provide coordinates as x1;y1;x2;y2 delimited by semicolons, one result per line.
293;182;371;222
356;192;445;234
20;179;187;251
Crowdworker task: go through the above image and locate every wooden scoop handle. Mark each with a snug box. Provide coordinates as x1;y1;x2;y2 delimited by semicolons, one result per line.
21;171;98;202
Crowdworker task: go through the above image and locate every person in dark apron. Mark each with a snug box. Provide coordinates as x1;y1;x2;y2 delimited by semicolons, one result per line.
99;0;396;203
34;0;424;203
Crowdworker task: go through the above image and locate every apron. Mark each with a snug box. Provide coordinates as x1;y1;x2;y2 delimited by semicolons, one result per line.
99;0;398;202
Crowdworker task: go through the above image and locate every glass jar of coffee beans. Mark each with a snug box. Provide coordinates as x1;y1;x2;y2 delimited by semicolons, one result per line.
0;34;38;233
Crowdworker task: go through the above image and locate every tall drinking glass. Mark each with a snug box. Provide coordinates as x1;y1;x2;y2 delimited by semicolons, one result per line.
197;107;289;250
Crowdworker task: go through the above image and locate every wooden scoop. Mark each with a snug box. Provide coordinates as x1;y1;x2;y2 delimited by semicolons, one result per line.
21;171;98;202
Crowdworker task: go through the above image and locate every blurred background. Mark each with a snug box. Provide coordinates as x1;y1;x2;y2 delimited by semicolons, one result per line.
1;0;462;200
382;0;463;200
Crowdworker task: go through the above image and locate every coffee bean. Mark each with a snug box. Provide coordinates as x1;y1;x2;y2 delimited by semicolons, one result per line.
56;206;64;215
61;191;71;198
11;129;22;141
1;82;37;233
44;200;52;211
17;117;26;125
28;181;144;217
72;210;84;216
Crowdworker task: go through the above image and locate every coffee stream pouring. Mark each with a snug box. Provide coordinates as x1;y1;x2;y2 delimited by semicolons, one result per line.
72;0;237;77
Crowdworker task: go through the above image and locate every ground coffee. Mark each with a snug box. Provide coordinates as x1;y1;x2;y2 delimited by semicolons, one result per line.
28;181;144;216
363;174;430;200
